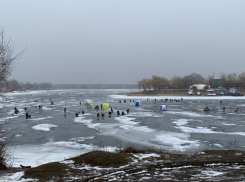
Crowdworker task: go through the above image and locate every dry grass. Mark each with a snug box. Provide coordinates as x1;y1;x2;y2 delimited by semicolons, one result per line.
68;150;131;167
23;162;70;181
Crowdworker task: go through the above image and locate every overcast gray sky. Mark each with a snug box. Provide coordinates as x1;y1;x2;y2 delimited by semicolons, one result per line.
1;0;245;84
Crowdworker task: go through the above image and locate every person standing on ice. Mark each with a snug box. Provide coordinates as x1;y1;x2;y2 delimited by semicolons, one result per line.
64;108;66;113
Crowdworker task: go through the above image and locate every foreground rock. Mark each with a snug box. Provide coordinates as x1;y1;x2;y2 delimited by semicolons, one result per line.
2;149;245;181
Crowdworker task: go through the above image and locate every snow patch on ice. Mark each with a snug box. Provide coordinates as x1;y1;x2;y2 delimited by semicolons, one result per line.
173;119;189;126
74;116;100;129
201;170;224;177
54;141;94;149
155;132;199;151
114;116;137;125
0;171;37;182
133;153;160;160
32;124;58;131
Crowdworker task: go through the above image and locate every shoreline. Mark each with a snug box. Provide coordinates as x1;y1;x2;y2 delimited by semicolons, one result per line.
123;90;245;97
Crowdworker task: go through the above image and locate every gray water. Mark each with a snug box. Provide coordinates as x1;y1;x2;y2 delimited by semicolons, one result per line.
1;89;245;167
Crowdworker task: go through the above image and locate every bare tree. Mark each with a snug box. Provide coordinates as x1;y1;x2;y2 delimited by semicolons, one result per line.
189;73;205;84
227;73;238;83
207;75;214;88
239;72;245;87
0;29;25;95
6;79;21;91
138;79;150;91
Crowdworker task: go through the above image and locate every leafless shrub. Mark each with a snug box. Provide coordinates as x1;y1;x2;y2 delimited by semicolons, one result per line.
0;29;25;95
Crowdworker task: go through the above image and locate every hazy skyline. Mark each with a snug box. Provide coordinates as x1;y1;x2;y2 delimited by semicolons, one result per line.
1;0;245;84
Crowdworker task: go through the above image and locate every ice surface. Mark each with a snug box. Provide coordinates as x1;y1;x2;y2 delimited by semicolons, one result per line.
3;89;245;169
29;116;53;121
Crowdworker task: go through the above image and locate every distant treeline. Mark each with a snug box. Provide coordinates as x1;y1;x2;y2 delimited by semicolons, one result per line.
53;84;138;89
138;72;245;91
3;80;53;91
1;81;138;91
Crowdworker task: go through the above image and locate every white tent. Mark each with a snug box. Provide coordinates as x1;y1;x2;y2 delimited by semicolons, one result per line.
160;105;167;111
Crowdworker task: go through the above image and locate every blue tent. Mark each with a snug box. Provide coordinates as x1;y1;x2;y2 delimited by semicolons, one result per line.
217;86;226;91
135;101;140;106
160;105;167;111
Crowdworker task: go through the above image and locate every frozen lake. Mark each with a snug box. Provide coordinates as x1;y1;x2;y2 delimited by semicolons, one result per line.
1;89;245;167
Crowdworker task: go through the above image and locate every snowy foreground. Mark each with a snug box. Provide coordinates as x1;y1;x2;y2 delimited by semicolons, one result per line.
1;89;245;181
1;149;245;181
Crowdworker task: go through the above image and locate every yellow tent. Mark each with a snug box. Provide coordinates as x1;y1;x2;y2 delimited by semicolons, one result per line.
103;104;110;110
90;104;93;108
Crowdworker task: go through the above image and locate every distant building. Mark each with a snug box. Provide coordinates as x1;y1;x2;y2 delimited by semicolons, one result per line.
190;84;210;90
211;79;223;88
210;79;242;88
